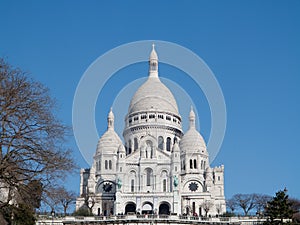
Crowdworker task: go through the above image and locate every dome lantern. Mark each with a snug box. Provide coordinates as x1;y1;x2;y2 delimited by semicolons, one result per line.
107;107;114;130
189;106;196;129
149;43;158;78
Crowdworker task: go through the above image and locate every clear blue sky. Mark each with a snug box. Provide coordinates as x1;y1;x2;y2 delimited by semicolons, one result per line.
1;0;300;203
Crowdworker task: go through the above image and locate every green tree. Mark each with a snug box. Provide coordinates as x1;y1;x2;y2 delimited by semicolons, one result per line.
264;189;294;224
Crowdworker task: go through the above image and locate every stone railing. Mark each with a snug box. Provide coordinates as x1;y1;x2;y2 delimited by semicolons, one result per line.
37;215;268;225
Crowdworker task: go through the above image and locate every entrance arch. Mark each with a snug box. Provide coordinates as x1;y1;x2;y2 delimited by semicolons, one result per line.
142;202;153;214
125;202;136;214
159;202;170;215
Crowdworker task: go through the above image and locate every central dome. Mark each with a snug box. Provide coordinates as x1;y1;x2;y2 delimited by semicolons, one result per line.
128;44;179;115
128;77;179;114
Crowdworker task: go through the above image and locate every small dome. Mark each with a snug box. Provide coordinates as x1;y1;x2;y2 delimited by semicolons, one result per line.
180;107;207;154
128;77;179;114
96;108;121;155
180;127;207;153
96;129;122;155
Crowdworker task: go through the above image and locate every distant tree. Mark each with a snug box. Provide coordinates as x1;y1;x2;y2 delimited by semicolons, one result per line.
0;58;76;222
56;187;76;216
201;200;214;217
43;186;76;216
254;194;272;216
289;198;300;222
226;198;237;213
232;194;256;216
264;189;294;224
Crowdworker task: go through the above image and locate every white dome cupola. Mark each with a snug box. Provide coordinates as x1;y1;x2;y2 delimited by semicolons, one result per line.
96;108;123;155
179;107;208;156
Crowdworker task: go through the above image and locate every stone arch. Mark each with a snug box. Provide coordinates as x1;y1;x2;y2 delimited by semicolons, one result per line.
142;201;153;214
125;202;136;214
159;201;171;215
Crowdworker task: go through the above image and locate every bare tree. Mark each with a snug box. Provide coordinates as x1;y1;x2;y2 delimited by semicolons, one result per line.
226;198;237;213
42;186;76;216
201;200;214;217
0;58;76;221
254;194;272;215
84;192;96;215
232;194;256;216
56;187;77;216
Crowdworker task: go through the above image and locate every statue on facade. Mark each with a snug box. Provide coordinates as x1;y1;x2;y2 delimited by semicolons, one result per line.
173;175;178;187
146;142;152;158
117;178;122;189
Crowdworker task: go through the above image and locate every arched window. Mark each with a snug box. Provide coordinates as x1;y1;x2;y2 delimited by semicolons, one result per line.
109;160;112;170
166;137;171;151
96;162;98;171
201;160;203;169
128;140;132;154
190;159;193;169
105;160;108;169
131;179;134;192
194;159;197;169
163;179;167;192
158;136;164;150
134;138;138;151
146;168;152;186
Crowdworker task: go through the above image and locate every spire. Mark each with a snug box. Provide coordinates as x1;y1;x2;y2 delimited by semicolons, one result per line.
149;44;158;78
107;107;114;130
189;106;196;129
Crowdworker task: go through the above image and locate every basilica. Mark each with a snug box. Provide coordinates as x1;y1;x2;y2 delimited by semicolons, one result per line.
76;45;226;217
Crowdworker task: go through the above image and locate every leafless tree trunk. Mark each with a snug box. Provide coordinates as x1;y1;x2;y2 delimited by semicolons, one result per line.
201;200;213;217
0;58;76;213
231;194;256;216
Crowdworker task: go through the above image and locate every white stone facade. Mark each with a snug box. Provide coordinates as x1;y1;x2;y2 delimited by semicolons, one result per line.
76;45;226;217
